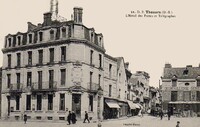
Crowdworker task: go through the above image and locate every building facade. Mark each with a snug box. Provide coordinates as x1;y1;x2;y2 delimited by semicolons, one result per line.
161;64;200;117
1;7;105;121
1;7;131;121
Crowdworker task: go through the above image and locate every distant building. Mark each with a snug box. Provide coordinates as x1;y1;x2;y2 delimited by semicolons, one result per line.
130;71;150;112
149;86;161;115
161;64;200;117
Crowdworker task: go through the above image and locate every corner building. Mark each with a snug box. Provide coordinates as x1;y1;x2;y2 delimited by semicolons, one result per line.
1;7;105;121
161;64;200;117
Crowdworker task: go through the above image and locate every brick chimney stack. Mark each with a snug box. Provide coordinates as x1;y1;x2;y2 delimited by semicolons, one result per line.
73;7;83;24
43;12;52;26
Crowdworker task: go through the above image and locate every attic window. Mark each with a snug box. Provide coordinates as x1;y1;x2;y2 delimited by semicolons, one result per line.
17;36;21;45
61;28;66;38
183;69;188;75
50;30;54;40
8;38;12;47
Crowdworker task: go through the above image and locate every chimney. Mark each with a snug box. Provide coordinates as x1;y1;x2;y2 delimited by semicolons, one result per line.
43;12;52;26
186;65;192;68
125;62;129;69
165;63;172;68
73;7;83;24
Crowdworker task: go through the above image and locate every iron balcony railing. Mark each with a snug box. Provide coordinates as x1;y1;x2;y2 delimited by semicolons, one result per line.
87;82;100;93
9;83;23;92
31;81;57;91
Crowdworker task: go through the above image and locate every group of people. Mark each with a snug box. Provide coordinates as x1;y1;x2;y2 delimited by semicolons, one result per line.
159;109;171;120
67;111;90;125
67;111;77;125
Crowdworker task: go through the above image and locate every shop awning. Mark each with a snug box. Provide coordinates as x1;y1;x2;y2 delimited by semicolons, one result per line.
105;101;120;108
127;101;140;109
169;101;200;104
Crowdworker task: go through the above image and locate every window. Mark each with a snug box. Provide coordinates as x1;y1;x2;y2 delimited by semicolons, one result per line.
197;91;200;101
28;34;33;43
197;80;200;87
17;53;21;67
109;85;112;97
59;94;65;111
38;50;43;64
183;91;191;101
99;54;102;68
171;91;177;101
37;95;42;110
17;36;21;46
50;30;54;40
7;74;11;88
61;46;66;62
49;48;54;63
68;26;71;37
185;83;189;86
61;69;66;86
8;38;12;47
26;95;31;110
90;72;93;88
39;32;43;42
48;94;53;110
172;79;177;87
28;51;32;65
7;54;11;68
99;37;102;46
183;69;188;75
90;50;93;65
91;33;94;42
49;70;54;88
109;64;112;78
38;71;42;89
89;95;93;112
27;72;32;86
16;95;20;110
119;73;121;82
61;28;66;38
98;74;101;85
16;73;20;89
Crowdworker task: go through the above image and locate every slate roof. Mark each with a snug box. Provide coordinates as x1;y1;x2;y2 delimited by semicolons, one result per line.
163;67;200;79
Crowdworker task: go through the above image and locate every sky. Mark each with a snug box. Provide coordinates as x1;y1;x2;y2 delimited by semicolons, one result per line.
0;0;200;87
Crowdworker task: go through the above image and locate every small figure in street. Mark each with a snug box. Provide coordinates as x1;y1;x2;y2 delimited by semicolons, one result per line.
67;111;72;125
159;110;164;120
167;110;171;120
23;114;27;124
71;111;77;124
83;111;90;123
176;121;180;127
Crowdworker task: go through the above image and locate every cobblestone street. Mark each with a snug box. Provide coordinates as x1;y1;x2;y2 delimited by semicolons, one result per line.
0;115;199;127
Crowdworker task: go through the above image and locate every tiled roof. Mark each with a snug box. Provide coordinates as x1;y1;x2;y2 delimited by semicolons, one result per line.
163;67;200;79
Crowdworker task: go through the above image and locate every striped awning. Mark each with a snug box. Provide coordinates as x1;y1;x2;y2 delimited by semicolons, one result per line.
127;101;140;109
105;102;120;108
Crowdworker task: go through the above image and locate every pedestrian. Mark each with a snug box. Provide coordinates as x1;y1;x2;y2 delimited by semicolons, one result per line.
83;111;90;123
67;111;72;125
159;110;164;120
23;114;27;124
167;110;171;120
176;121;180;127
71;111;77;124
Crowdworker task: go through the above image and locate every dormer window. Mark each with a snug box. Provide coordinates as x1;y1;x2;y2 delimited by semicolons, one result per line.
39;32;43;42
50;30;54;40
28;34;33;44
99;37;102;46
17;36;22;46
61;27;66;38
91;32;94;42
183;69;188;75
7;37;12;47
185;83;189;86
172;75;177;87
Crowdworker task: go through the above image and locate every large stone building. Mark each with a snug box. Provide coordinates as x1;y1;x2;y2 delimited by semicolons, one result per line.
161;64;200;117
1;7;129;121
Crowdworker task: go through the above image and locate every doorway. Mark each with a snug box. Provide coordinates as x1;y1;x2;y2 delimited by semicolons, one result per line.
72;94;81;118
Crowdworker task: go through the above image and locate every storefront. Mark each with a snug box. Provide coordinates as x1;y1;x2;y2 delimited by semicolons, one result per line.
103;98;120;119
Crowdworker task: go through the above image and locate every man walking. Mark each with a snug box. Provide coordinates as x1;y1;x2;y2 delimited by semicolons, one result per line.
167;109;171;120
159;110;164;120
83;111;90;123
71;111;77;124
67;111;72;125
23;113;27;124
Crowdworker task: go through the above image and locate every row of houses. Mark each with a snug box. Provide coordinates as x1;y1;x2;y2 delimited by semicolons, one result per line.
0;7;160;121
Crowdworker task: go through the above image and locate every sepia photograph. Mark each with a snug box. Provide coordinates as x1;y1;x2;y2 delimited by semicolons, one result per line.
0;0;200;127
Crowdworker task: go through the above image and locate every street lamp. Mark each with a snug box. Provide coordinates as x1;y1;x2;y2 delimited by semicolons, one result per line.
97;86;103;127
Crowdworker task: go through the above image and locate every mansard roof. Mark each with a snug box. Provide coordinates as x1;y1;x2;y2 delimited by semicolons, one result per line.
163;66;200;79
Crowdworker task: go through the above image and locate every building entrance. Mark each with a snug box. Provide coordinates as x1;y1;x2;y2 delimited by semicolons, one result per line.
72;94;81;118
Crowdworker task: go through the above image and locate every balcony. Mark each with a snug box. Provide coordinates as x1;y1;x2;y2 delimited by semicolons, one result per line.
9;83;23;93
87;82;100;93
31;81;57;92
